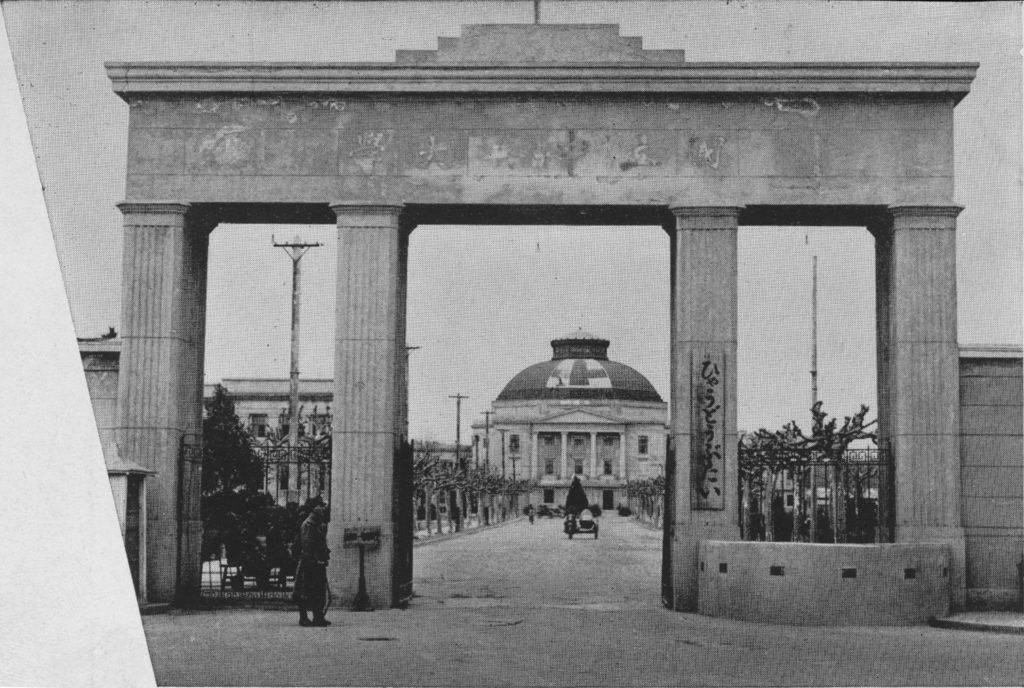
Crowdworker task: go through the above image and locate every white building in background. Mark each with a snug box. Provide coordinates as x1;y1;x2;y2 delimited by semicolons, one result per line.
203;378;334;441
471;331;669;511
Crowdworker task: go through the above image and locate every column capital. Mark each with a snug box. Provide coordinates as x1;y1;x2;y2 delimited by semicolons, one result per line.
888;204;962;230
667;204;743;230
117;201;190;219
329;201;405;227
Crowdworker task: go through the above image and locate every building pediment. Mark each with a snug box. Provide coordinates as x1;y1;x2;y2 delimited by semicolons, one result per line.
535;409;622;425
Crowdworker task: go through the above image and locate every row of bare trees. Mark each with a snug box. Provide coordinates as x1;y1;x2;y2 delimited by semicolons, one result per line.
413;442;531;535
622;404;884;543
626;475;665;528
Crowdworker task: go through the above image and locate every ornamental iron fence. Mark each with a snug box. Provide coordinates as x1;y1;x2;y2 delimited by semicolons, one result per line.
199;441;332;598
739;447;893;544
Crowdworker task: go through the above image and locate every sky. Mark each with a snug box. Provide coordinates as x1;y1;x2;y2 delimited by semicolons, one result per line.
0;2;1020;685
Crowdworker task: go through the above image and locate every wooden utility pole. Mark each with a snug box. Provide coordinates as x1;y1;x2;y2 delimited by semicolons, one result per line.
482;410;494;470
449;393;468;531
482;410;494;524
273;235;321;498
809;253;819;543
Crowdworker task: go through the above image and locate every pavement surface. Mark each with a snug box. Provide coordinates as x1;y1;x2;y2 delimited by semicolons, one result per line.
142;516;1024;687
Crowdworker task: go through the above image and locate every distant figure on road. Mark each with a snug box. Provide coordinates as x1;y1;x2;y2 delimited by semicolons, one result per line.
293;505;331;627
525;504;535;524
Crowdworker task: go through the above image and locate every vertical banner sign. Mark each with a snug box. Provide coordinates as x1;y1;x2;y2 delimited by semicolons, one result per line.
692;356;725;510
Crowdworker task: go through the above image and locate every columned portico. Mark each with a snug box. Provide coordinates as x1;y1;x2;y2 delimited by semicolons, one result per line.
116;201;210;605
876;204;965;609
667;205;742;611
328;202;411;608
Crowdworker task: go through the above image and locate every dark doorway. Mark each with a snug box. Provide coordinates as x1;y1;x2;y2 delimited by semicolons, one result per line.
603;490;615;511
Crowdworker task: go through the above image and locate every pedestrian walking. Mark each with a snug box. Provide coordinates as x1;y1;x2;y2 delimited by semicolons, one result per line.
526;503;535;524
293;505;331;627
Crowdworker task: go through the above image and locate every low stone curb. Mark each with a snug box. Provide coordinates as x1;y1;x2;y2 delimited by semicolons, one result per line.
414;516;525;548
928;615;1024;635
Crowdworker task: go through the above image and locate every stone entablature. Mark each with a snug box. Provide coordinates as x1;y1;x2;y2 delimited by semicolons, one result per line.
109;24;975;209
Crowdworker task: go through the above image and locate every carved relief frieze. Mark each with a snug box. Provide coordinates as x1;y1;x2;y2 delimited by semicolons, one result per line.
468;131;571;176
404;132;467;174
681;133;735;175
341;129;398;176
573;131;675;177
187;125;259;174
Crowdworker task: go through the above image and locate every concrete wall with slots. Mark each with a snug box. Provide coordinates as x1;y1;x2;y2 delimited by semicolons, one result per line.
959;350;1024;611
697;541;951;626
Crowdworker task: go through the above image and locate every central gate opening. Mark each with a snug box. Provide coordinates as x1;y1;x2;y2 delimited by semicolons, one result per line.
406;216;670;607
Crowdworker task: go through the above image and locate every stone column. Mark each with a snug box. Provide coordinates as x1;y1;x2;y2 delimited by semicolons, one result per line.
589;431;598;478
619;429;627;479
530;431;539;479
666;205;742;611
116;201;210;605
878;204;965;610
560;431;568;478
328;202;409;610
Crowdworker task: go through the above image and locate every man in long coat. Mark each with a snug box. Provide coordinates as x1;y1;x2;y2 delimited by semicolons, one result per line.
294;505;330;626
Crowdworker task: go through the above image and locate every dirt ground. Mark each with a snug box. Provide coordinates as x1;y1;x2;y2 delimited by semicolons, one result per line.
142;515;1024;687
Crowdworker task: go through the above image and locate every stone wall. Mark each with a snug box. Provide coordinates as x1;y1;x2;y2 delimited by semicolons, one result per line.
697;541;950;625
79;340;121;459
960;348;1023;610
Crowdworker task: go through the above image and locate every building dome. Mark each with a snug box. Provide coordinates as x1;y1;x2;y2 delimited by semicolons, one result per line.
496;331;662;402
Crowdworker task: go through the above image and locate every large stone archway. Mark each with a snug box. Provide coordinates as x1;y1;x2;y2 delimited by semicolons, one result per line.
108;23;976;609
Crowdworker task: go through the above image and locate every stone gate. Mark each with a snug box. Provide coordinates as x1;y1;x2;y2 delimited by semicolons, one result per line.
107;23;976;611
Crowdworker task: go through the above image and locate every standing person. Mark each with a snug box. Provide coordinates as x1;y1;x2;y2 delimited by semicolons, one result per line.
293;505;331;627
526;504;535;524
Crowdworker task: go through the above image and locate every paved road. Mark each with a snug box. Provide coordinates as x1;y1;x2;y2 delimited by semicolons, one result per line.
143;516;1024;686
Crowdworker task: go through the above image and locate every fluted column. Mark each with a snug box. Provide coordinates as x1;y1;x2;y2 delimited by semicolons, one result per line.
116;201;210;605
328;202;409;609
666;205;741;611
559;431;568;478
878;204;965;610
589;431;598;478
619;430;626;479
532;430;540;479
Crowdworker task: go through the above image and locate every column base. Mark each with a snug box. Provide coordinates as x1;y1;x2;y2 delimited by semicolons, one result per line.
667;520;741;611
897;525;966;611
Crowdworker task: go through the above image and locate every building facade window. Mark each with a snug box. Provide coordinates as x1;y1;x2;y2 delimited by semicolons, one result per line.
249;414;268;438
603;460;613;475
574;461;584;474
543;488;555;504
545;459;555;475
638;435;649;455
509;434;520;453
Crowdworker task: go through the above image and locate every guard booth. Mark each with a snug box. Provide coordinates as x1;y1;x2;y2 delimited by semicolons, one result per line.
104;440;156;603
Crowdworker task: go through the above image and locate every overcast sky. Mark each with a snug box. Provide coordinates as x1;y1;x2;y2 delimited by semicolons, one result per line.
3;1;1021;444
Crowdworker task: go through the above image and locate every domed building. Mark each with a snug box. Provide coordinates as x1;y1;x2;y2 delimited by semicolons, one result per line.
471;331;668;511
